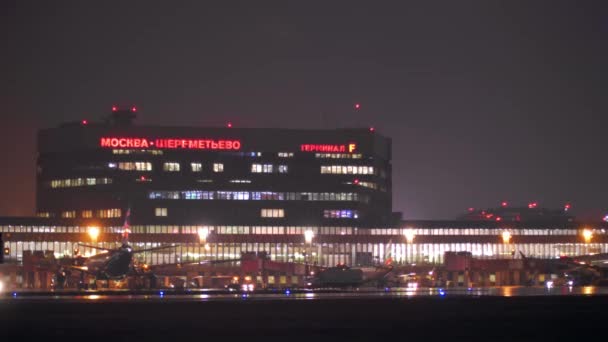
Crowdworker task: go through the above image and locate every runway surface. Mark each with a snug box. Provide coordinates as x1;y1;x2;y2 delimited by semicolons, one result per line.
1;287;607;341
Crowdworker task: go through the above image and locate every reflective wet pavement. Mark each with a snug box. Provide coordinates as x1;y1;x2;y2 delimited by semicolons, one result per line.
1;286;606;341
2;285;608;302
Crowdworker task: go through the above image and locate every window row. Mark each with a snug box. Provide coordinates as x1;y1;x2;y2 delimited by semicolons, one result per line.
261;209;285;218
112;149;163;155
251;164;288;173
113;162;152;171
323;210;359;219
1;225;598;237
4;240;607;266
321;165;374;175
315;153;362;159
109;161;224;173
56;209;121;219
149;191;367;202
97;208;122;218
48;177;113;188
155;207;168;217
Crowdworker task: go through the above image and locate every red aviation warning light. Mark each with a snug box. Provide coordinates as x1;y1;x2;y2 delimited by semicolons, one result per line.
369;126;375;132
81;120;88;125
353;179;360;185
354;103;361;110
564;203;571;211
501;201;508;207
131;106;137;112
468;207;475;212
112;105;118;112
227;122;233;128
528;202;538;209
495;216;502;222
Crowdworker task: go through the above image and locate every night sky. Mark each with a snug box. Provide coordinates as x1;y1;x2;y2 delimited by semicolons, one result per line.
2;1;607;220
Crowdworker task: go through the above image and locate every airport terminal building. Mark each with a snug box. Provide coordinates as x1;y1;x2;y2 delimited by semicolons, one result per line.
1;108;608;269
35;108;394;227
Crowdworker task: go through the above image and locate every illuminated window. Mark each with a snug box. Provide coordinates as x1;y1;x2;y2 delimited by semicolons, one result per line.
315;153;362;159
191;163;202;172
147;191;364;202
118;162;152;171
155;208;168;217
323;210;359;219
213;163;224;172
163;162;180;172
61;211;76;218
82;210;93;218
96;208;122;218
278;152;294;158
345;181;377;189
48;177;113;188
251;164;273;173
319;165;374;175
36;212;52;218
112;149;163;155
278;165;288;173
229;179;251;183
261;209;285;218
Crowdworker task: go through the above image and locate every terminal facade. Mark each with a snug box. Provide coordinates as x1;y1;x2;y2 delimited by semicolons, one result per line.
1;218;607;267
1;108;607;269
36;108;395;227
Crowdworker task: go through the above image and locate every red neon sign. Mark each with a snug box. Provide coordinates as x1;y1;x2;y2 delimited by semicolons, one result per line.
300;143;357;153
100;137;241;150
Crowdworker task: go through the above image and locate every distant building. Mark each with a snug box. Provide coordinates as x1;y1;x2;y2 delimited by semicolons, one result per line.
458;204;574;223
36;107;395;227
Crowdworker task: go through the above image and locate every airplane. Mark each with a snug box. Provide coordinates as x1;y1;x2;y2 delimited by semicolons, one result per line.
519;251;607;286
63;209;239;287
307;242;395;289
307;263;394;288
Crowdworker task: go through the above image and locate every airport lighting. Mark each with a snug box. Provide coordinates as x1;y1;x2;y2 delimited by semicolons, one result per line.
582;229;593;244
403;229;415;244
304;230;314;244
501;231;512;245
304;230;314;269
198;227;209;244
87;226;100;243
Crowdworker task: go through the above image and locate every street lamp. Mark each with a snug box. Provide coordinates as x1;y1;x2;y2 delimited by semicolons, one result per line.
403;229;415;244
197;227;209;244
501;230;514;259
403;229;415;264
304;230;314;244
501;231;512;244
198;227;210;259
582;229;593;244
87;226;100;244
304;230;314;274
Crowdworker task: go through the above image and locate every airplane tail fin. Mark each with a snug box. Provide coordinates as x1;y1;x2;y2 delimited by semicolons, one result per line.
383;239;393;266
519;251;527;260
122;207;131;244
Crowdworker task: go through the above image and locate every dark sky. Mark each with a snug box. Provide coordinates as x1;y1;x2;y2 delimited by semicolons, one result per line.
2;1;607;220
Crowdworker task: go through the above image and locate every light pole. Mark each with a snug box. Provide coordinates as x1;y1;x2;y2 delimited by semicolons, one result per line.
501;230;512;259
582;229;593;254
87;226;100;244
198;227;209;259
403;229;415;264
304;230;314;274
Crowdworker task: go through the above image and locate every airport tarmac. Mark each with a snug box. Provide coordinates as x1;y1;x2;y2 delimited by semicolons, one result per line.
1;286;607;341
2;285;608;301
